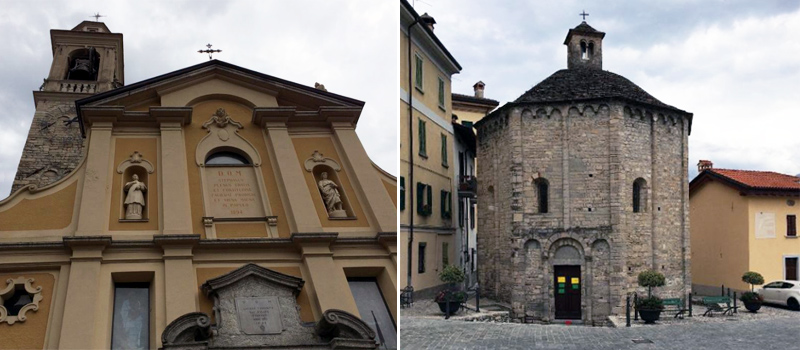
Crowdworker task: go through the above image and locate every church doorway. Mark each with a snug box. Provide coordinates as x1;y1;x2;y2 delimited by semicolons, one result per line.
553;265;581;319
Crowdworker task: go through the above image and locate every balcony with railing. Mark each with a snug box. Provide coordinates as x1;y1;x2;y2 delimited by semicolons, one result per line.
458;175;477;198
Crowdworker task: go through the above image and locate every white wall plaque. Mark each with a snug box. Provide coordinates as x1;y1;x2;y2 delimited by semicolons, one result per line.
755;212;776;239
205;167;265;218
235;297;283;335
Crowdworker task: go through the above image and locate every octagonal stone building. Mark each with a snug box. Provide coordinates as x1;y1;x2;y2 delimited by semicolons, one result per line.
475;21;692;325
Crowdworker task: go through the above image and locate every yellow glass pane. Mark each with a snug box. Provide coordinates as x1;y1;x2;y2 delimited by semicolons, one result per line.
571;277;579;284
557;276;566;283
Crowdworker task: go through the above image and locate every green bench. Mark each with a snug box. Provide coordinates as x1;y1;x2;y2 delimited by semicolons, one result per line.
701;296;737;316
662;297;688;319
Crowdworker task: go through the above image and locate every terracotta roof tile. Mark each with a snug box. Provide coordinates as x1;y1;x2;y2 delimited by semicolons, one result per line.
709;169;800;190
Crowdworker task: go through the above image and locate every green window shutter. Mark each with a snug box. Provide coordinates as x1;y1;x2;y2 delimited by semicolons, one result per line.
418;119;426;157
442;242;449;266
447;191;452;217
441;134;448;167
440;190;446;218
417;182;425;215
426;184;433;215
415;55;423;90
400;176;405;211
438;78;445;107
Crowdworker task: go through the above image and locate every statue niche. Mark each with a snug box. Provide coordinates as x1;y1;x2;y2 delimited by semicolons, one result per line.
305;150;354;219
117;151;155;221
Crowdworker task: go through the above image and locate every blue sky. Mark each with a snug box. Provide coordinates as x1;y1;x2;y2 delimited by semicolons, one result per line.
412;0;800;179
0;0;397;197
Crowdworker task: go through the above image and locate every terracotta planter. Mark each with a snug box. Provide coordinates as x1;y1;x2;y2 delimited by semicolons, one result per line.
743;300;762;312
638;309;661;324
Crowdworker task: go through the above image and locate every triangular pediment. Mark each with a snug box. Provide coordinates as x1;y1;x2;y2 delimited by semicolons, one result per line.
77;60;364;113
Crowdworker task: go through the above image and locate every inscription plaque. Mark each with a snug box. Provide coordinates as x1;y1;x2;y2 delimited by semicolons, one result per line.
206;167;265;218
235;297;283;335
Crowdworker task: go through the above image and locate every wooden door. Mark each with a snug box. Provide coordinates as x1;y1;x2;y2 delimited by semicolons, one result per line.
786;257;798;280
554;265;581;319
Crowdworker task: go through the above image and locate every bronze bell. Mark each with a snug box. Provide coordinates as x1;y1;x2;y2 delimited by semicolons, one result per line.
67;49;97;80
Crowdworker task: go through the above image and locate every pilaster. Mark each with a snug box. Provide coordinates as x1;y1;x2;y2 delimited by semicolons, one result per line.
58;236;110;349
292;233;359;317
76;108;122;235
155;234;200;323
155;109;194;234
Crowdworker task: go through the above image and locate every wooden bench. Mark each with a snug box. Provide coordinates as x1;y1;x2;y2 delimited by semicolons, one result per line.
662;297;688;319
702;296;737;316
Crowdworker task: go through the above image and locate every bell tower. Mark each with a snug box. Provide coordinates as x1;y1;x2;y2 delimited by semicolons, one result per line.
11;21;124;193
564;21;605;70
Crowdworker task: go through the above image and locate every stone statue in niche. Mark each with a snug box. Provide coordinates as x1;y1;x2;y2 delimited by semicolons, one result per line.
318;172;346;218
124;174;147;219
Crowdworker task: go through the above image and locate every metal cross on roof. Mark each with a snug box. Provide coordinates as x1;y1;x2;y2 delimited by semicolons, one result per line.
198;43;222;60
91;12;105;22
579;10;589;21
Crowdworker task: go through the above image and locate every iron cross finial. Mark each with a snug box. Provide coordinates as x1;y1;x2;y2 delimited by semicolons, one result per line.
198;43;222;60
91;12;105;22
579;10;589;21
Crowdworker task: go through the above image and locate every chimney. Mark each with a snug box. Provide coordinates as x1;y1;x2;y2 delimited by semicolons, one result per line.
420;13;436;31
473;81;485;98
698;160;713;172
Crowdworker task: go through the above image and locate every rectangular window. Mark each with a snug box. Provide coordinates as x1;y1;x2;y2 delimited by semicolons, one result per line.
111;283;150;350
786;257;799;280
347;279;396;348
437;77;445;109
440;190;451;219
416;182;432;216
414;54;424;91
441;133;448;167
458;199;464;228
442;242;449;266
418;119;427;158
470;202;476;229
400;176;405;211
788;215;796;237
471;248;476;272
418;242;426;273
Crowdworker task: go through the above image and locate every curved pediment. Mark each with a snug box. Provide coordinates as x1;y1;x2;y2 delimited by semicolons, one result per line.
200;263;304;297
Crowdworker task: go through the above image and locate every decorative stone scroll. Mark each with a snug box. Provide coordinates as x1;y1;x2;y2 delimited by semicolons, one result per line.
116;151;155;174
0;277;44;325
195;108;261;167
161;264;378;349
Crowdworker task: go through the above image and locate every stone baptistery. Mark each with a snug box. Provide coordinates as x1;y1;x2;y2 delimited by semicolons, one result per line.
475;20;693;325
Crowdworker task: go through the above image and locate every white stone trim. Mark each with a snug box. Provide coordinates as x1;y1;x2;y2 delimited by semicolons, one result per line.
400;87;454;134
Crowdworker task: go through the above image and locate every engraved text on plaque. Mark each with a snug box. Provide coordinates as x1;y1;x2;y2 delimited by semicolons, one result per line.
235;297;283;335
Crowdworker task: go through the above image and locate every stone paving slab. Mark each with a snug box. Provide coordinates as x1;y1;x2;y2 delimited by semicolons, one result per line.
400;313;800;349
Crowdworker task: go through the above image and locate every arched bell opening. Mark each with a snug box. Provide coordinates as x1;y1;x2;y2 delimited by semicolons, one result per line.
65;47;100;81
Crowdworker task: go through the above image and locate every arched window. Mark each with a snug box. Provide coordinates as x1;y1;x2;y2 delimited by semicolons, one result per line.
205;151;250;166
633;178;647;213
580;41;588;60
587;42;594;59
535;178;549;214
65;48;100;81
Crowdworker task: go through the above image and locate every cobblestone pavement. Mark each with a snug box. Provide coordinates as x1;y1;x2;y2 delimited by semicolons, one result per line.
400;314;800;349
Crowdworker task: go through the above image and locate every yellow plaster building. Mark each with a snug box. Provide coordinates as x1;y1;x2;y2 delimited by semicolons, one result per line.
690;160;800;295
400;0;461;297
0;21;397;350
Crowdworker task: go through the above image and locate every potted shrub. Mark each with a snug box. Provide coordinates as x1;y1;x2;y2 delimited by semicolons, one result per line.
636;270;666;324
435;264;466;316
740;271;765;312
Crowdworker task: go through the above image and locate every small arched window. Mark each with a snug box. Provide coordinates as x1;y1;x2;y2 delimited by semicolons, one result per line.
205;151;250;166
587;42;594;59
535;178;549;214
580;41;588;60
633;178;647;213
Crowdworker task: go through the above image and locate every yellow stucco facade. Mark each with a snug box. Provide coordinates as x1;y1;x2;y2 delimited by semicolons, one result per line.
0;22;396;350
690;176;800;293
400;2;461;296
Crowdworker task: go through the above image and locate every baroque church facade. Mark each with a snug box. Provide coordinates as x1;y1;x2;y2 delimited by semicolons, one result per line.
0;21;397;349
475;21;692;324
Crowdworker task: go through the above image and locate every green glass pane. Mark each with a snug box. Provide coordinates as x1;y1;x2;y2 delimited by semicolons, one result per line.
572;284;579;289
558;283;565;288
558;288;565;294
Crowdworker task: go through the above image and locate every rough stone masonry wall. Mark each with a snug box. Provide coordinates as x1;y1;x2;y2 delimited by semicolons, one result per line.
477;101;690;323
11;98;85;194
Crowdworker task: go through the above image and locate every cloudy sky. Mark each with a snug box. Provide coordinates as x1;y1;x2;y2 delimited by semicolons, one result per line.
0;0;396;197
411;0;800;179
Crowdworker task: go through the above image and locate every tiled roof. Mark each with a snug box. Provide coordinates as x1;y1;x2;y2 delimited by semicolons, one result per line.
708;169;800;190
452;93;499;106
514;68;687;113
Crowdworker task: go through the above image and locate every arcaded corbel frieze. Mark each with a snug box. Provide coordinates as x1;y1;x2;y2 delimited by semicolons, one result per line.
304;150;342;172
0;277;44;325
116;151;155;174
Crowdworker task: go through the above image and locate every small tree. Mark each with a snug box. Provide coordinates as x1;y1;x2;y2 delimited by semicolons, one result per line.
439;264;466;285
638;269;665;298
436;265;467;303
741;271;764;292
